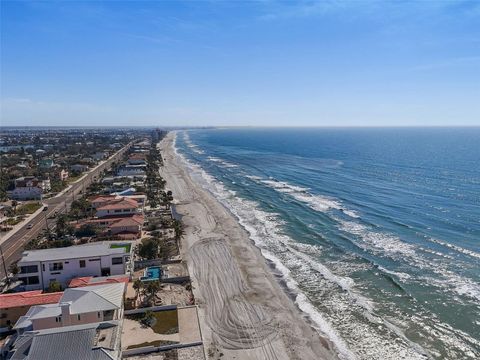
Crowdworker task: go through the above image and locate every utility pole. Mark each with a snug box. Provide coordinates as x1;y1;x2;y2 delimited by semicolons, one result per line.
44;212;49;229
0;245;10;285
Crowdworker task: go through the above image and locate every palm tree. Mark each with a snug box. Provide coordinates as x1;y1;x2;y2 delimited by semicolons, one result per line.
143;280;161;306
166;191;173;208
11;200;18;214
173;220;184;240
133;279;143;300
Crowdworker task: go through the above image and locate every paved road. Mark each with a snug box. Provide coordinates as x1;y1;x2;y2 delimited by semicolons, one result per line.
0;143;132;280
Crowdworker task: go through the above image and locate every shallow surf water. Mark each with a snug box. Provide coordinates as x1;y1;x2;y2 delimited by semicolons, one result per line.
173;127;480;360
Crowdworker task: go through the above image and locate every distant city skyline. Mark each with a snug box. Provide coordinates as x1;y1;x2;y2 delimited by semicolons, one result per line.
1;0;479;127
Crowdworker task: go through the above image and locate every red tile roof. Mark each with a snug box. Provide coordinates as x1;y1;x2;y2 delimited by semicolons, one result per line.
0;291;63;309
68;276;130;288
97;197;139;211
90;195;116;203
109;214;144;228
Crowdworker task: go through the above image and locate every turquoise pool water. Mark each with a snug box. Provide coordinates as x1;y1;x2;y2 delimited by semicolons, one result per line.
141;266;161;282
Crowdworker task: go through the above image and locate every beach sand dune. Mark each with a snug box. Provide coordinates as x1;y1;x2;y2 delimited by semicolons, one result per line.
159;132;338;360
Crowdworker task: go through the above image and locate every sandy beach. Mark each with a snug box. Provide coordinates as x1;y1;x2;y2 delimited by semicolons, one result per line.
159;132;338;360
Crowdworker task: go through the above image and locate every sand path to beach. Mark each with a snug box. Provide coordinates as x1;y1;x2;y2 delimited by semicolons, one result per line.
159;132;338;360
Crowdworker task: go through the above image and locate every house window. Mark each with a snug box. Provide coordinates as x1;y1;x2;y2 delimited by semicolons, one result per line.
18;276;39;285
97;312;101;318
49;262;63;271
79;260;86;268
28;276;39;284
114;209;122;213
77;314;81;321
89;258;100;262
112;257;123;265
55;316;62;323
20;265;38;274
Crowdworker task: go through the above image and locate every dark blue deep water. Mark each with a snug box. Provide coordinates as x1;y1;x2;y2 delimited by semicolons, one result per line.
174;127;480;360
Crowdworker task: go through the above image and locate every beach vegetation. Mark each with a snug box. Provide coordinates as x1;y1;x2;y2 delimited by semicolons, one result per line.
137;236;162;260
46;280;62;293
75;224;99;238
142;280;161;306
55;214;74;237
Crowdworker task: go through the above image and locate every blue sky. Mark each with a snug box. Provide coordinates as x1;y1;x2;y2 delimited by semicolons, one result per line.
1;0;479;127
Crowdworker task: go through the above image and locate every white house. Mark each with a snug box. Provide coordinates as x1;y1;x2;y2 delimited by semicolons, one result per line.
8;177;50;200
58;169;69;181
117;165;146;177
16;242;133;291
70;164;89;173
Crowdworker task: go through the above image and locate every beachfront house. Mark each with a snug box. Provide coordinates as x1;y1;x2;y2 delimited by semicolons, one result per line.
79;214;144;239
117;165;146;177
0;291;63;330
95;197;140;218
127;154;147;165
15;242;133;291
8;321;122;360
91;194;146;208
14;282;125;333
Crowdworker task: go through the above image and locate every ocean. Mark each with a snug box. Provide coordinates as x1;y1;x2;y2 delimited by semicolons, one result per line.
173;127;479;360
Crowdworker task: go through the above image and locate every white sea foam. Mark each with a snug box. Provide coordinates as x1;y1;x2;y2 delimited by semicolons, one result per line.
259;178;362;217
342;209;360;218
261;179;310;193
335;218;415;258
337;218;480;302
182;131;204;154
207;156;238;168
245;175;263;181
377;265;412;281
427;237;480;260
338;220;417;258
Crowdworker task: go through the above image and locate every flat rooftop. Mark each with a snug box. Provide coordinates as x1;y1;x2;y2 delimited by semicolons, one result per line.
20;242;130;263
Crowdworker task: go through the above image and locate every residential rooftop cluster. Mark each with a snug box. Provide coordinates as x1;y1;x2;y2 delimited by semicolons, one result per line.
0;128;135;233
0;128;203;359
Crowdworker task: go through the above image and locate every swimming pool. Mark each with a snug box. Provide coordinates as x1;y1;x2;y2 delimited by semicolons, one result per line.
140;266;161;282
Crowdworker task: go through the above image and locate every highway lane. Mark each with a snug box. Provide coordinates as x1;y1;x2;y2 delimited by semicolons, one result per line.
0;143;132;280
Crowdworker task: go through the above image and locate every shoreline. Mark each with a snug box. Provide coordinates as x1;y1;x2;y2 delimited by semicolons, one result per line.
159;132;338;360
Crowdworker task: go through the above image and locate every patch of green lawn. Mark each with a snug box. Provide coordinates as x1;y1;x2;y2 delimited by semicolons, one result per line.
110;243;131;252
16;202;41;215
4;217;24;226
151;310;178;334
127;310;178;335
